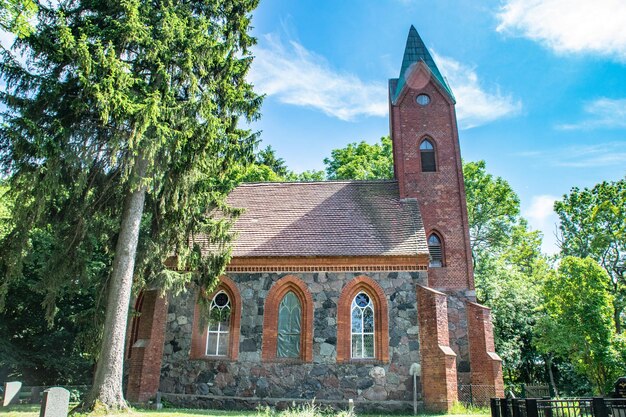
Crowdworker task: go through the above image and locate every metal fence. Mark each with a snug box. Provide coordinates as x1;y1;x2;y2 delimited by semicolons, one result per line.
459;384;498;406
491;397;626;417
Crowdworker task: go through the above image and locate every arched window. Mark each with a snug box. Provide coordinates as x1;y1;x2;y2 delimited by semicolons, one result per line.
262;276;313;362
351;292;375;359
420;139;436;172
277;291;302;358
428;233;443;267
336;276;389;363
206;291;231;356
190;276;241;360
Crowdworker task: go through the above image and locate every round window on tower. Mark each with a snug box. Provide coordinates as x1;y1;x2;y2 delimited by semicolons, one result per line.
416;94;430;106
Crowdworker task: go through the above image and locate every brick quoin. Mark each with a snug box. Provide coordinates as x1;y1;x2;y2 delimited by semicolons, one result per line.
126;289;168;403
261;275;314;362
467;302;505;399
390;62;474;291
417;285;458;412
336;275;389;363
190;276;242;360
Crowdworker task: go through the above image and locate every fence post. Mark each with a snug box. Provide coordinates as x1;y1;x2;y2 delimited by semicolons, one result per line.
469;384;474;406
592;397;608;417
543;398;552;417
512;399;521;417
522;384;527;399
526;399;539;417
501;398;511;417
491;398;501;417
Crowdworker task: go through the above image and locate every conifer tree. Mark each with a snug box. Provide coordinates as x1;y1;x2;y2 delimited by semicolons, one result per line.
0;0;261;410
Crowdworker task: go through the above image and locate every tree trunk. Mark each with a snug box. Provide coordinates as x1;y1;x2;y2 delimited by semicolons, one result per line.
546;355;558;398
82;156;148;411
614;305;622;334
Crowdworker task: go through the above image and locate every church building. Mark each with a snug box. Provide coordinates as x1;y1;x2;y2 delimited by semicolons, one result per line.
124;26;504;412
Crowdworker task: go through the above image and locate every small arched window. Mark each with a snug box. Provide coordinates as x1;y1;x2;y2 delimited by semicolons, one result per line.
428;233;443;267
206;291;231;356
351;292;375;359
277;291;302;358
420;139;436;172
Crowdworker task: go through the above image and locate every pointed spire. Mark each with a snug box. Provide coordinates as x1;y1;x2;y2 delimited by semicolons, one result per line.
393;25;454;102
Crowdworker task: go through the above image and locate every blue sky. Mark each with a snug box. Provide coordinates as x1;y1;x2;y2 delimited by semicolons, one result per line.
247;0;626;254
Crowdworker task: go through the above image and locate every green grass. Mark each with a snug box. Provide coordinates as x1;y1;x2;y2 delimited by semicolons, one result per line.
0;403;489;417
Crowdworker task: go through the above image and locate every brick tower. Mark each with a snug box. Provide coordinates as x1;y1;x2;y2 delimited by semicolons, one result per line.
390;26;504;408
389;25;474;291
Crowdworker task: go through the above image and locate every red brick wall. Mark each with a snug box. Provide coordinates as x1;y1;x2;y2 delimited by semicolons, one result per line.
261;275;314;362
126;289;168;403
336;275;389;363
390;63;474;291
417;285;458;412
467;301;504;398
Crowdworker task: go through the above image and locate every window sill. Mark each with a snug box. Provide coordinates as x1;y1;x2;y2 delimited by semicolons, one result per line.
189;355;236;362
337;358;387;365
262;357;310;364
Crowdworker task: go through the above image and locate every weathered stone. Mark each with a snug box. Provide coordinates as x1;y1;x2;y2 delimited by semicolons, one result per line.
2;381;21;406
40;387;70;417
319;342;335;357
406;325;419;335
363;386;388;401
176;316;188;325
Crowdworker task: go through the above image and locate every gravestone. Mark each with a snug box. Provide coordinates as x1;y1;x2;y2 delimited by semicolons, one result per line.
614;377;626;398
2;381;22;406
39;387;70;417
31;387;42;404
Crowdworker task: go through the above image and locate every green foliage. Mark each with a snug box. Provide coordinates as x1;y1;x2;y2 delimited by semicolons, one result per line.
324;136;393;180
536;256;625;394
554;179;626;332
0;0;261;317
0;0;36;38
463;160;520;264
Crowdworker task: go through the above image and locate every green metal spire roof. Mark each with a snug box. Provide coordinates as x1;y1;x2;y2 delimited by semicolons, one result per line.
393;25;454;102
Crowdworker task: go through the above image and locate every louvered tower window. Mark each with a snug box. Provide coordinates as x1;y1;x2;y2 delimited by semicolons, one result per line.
420;139;436;172
428;233;443;267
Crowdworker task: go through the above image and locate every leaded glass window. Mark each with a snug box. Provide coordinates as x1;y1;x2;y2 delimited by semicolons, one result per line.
420;139;436;172
206;291;230;356
351;292;375;359
277;291;302;358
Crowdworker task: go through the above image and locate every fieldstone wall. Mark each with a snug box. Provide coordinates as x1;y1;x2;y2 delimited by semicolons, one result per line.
447;290;473;384
159;271;427;411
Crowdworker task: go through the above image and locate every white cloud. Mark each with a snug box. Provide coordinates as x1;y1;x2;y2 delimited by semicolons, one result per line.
523;195;560;254
517;142;626;168
497;0;626;61
557;98;626;130
249;34;388;121
432;52;522;129
250;34;521;127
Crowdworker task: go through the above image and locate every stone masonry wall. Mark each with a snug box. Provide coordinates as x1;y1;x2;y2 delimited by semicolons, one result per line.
159;271;427;411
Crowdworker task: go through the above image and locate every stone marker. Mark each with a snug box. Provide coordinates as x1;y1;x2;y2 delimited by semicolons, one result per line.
39;387;70;417
31;387;42;404
615;377;626;398
2;381;22;406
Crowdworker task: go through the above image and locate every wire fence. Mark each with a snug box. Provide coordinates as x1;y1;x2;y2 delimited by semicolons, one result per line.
459;384;499;406
491;397;626;417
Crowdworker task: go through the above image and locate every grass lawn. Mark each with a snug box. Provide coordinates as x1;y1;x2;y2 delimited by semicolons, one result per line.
0;404;489;417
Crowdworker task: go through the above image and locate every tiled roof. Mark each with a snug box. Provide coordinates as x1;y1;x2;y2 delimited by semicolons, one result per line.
391;25;454;103
216;180;427;258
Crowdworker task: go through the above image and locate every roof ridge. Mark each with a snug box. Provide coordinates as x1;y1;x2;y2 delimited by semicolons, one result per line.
236;179;398;187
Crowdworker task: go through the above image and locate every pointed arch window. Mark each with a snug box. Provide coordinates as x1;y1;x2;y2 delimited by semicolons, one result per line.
428;233;443;267
420;139;436;172
206;291;231;356
351;292;375;359
262;276;313;362
190;276;242;360
277;291;302;358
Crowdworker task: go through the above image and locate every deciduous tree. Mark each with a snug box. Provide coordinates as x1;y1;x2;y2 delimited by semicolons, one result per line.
536;256;624;394
555;179;626;333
